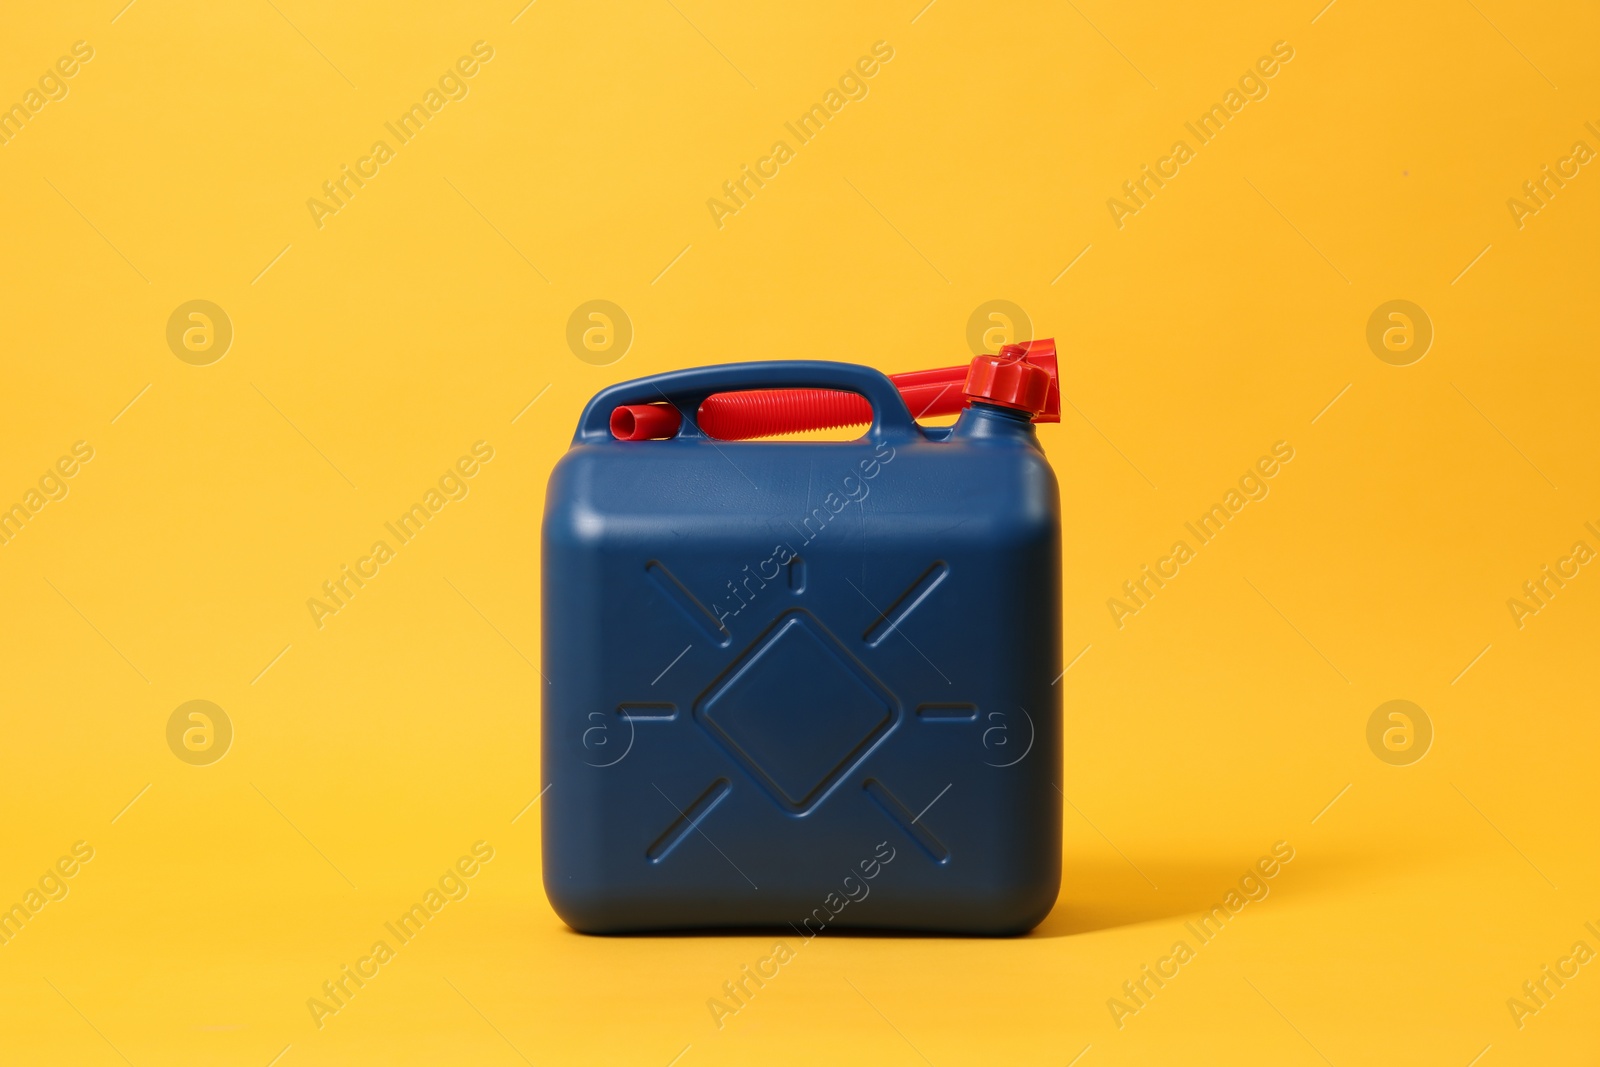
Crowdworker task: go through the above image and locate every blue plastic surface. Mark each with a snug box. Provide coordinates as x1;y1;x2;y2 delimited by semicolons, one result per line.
542;361;1062;934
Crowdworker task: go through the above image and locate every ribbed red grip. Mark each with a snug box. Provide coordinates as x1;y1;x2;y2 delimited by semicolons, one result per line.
698;388;872;440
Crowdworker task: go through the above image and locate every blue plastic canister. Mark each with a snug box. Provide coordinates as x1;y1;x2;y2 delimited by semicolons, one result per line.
542;360;1061;934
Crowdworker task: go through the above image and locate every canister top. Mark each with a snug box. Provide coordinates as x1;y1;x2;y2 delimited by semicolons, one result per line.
964;340;1057;418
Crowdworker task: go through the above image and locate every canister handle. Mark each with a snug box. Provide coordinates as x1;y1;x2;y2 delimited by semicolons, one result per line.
572;361;922;445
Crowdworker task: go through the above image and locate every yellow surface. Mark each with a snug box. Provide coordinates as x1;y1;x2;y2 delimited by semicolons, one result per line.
2;1;1597;1063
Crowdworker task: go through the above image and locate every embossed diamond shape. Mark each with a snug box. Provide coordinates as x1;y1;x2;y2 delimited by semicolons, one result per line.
697;611;895;811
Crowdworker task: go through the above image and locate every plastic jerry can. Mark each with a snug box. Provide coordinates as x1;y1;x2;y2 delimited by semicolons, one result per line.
542;349;1062;934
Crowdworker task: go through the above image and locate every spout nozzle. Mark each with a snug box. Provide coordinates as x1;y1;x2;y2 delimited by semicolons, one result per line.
610;403;682;441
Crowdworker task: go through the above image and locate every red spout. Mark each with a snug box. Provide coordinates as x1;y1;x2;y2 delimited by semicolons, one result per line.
610;403;683;441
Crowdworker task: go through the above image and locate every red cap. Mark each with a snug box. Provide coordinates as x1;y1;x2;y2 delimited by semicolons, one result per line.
965;339;1057;418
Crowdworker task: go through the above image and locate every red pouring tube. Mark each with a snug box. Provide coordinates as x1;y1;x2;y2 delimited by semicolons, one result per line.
610;341;1057;441
608;380;954;442
696;370;975;440
609;402;684;441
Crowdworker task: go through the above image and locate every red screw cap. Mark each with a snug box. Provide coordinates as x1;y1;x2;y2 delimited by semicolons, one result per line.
965;340;1055;417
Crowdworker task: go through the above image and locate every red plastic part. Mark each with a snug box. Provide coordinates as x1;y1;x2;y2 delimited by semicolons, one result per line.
1014;339;1060;423
698;388;869;440
893;370;971;419
608;340;1059;441
966;344;1052;416
611;403;683;441
697;367;974;440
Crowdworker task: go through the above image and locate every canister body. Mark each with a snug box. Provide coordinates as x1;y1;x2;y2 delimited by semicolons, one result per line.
542;365;1061;934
